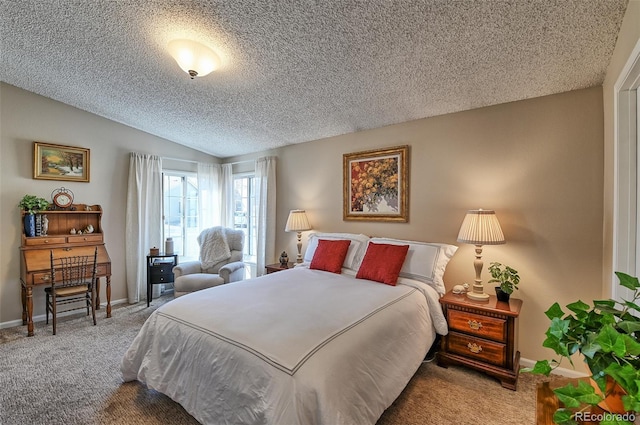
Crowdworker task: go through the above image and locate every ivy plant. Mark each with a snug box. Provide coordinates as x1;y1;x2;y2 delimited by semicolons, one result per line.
523;272;640;425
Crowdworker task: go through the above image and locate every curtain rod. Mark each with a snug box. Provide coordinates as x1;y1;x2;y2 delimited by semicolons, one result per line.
226;159;256;165
162;156;255;166
161;156;196;163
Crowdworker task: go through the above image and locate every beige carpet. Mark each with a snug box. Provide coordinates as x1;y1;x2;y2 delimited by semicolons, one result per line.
0;294;547;425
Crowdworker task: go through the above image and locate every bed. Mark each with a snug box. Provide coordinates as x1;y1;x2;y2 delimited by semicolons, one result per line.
121;233;457;425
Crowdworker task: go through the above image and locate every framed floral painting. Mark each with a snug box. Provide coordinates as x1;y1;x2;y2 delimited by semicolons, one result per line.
33;142;90;182
343;145;409;222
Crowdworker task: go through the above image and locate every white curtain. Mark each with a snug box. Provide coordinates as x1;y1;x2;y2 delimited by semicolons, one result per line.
220;163;234;228
125;153;163;304
255;156;277;276
197;162;220;230
197;162;234;231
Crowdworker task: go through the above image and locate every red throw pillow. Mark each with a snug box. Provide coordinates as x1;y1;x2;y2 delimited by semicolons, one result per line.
356;242;409;286
310;239;351;273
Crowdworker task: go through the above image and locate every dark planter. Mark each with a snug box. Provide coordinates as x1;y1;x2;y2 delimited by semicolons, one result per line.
24;214;36;237
495;287;510;302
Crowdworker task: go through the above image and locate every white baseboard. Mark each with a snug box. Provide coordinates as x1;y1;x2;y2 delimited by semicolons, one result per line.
519;357;589;378
0;298;129;330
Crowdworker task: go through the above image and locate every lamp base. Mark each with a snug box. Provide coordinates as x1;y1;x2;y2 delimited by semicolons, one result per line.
296;231;303;263
466;291;490;301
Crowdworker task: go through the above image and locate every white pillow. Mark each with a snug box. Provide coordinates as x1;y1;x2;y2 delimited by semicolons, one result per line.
369;237;458;295
304;233;370;270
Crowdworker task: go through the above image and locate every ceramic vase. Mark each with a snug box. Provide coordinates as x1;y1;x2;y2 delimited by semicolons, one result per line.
165;238;174;255
24;214;35;237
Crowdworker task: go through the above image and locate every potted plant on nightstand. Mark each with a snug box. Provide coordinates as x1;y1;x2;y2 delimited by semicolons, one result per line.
524;272;640;425
19;194;49;237
488;262;520;302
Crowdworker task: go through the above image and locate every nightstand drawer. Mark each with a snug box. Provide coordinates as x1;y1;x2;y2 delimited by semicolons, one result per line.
447;309;507;342
150;265;174;276
447;332;506;366
149;274;173;284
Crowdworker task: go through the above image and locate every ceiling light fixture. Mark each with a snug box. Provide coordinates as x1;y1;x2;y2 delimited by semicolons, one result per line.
167;39;219;79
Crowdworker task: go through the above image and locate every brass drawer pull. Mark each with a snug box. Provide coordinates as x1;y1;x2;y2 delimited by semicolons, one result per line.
467;342;483;354
468;319;483;330
41;275;50;282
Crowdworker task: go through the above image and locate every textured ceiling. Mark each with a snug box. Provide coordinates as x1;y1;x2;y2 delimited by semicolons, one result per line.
0;1;628;158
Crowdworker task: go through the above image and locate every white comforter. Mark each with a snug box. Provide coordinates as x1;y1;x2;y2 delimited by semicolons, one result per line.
121;267;448;425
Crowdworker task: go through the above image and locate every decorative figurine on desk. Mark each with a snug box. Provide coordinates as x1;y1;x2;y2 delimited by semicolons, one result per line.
452;284;465;294
279;251;289;267
452;283;470;294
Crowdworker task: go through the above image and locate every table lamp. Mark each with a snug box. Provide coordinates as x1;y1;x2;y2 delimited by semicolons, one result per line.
285;209;312;263
457;209;505;301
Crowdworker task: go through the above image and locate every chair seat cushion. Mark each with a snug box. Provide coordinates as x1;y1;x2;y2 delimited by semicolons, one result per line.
45;284;89;297
174;273;225;293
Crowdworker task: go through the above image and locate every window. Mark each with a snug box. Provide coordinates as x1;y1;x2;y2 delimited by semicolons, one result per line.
613;42;640;301
163;172;199;261
233;174;257;277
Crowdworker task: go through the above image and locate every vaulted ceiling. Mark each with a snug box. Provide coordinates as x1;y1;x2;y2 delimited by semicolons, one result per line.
0;1;628;158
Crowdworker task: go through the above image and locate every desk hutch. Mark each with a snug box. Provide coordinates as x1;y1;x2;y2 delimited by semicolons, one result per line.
19;204;112;336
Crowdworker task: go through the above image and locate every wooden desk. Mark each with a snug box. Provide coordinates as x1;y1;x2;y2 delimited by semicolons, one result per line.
19;204;112;336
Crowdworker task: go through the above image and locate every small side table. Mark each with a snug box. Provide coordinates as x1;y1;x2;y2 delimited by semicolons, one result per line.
265;262;295;274
146;254;178;307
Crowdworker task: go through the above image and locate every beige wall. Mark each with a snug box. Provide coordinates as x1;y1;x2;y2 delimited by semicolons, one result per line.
0;83;218;326
236;87;603;368
603;0;640;296
1;82;607;369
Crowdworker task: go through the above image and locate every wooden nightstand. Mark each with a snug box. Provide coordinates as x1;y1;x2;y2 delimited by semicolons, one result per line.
437;290;523;390
265;262;295;274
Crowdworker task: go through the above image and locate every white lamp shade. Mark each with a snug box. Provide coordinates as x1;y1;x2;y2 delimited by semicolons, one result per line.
457;209;505;245
168;39;219;77
285;210;312;232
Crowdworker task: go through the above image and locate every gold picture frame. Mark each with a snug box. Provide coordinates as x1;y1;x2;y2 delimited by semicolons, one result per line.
343;145;409;222
33;142;90;182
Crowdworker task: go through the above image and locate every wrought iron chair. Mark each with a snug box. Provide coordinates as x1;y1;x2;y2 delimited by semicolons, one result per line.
45;247;98;335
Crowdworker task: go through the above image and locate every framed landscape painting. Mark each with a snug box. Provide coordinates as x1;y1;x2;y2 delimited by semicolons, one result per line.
343;145;409;222
33;142;90;182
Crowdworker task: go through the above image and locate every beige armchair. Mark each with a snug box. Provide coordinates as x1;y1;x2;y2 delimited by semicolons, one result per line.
173;227;246;297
